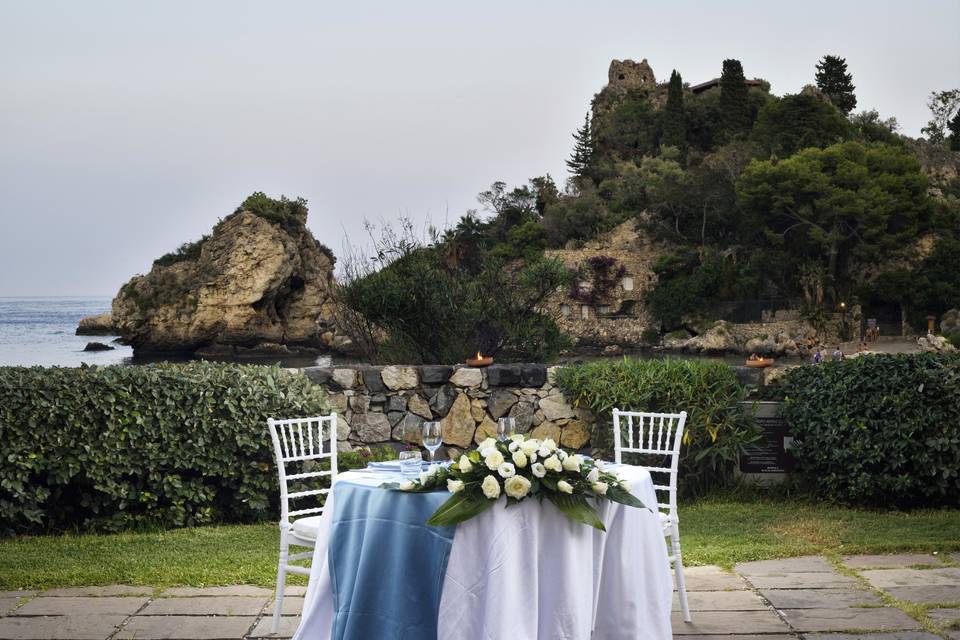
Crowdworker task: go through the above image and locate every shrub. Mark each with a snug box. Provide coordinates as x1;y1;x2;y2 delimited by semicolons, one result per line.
780;353;960;508
554;358;759;496
0;362;345;535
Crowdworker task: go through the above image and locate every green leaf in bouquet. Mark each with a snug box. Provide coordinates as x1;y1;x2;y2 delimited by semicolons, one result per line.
546;492;606;531
426;492;496;526
605;485;648;510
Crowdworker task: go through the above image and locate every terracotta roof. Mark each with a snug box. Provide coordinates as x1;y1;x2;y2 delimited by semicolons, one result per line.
689;77;764;94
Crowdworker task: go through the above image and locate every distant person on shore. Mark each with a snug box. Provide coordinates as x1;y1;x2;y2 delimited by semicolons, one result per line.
832;345;844;361
812;347;823;365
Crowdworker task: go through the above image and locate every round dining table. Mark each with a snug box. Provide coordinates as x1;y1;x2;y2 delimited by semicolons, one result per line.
291;463;673;640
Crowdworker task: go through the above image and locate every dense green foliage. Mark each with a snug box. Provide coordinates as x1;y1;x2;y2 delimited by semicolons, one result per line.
0;363;333;534
719;59;753;140
153;235;210;268
661;70;687;164
553;358;759;496
781;353;960;508
814;55;857;115
752;92;851;156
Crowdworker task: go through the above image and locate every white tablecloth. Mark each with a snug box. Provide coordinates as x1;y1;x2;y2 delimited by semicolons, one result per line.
293;465;673;640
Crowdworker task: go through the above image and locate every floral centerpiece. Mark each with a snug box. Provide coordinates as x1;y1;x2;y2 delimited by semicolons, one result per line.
385;434;645;531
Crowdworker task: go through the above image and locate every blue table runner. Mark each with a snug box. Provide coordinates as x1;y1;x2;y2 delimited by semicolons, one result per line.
328;477;455;640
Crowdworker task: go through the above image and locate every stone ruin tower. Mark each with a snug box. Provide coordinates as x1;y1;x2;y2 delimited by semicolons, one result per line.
593;58;658;117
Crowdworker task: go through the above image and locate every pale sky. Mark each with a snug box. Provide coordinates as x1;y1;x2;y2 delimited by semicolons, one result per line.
1;0;958;296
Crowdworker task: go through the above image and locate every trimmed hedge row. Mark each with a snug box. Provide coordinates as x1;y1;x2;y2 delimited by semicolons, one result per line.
554;358;759;496
0;363;333;534
781;353;960;508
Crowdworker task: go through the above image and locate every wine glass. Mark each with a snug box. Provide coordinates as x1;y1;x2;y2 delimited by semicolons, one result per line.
422;421;442;464
497;417;516;442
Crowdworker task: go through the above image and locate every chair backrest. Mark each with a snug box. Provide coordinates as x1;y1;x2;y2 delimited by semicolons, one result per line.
268;414;338;524
612;409;687;517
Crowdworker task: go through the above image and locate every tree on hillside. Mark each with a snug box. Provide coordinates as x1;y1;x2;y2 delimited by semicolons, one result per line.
752;91;851;156
737;141;930;298
566;113;594;178
921;89;960;144
719;59;751;140
815;55;857;115
661;70;687;164
949;110;960;151
593;89;660;167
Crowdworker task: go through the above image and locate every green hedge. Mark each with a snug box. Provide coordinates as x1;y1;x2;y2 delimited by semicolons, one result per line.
554;358;759;496
781;353;960;508
0;363;341;534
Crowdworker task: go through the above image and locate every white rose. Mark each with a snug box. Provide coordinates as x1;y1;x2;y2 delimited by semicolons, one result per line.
595;460;606;471
512;450;528;468
419;471;429;484
484;450;505;470
620;479;631;492
497;462;516;478
510;434;525;442
508;440;520;452
537;446;550;458
591;481;609;495
528;451;538;463
399;481;415;491
562;455;580;472
481;474;501;499
458;455;473;473
587;468;600;483
531;462;546;478
543;454;562;473
557;449;568;461
479;445;496;458
542;438;558;452
504;475;532;499
557;480;573;494
447;479;465;493
427;464;439;476
520;440;540;456
479;437;497;450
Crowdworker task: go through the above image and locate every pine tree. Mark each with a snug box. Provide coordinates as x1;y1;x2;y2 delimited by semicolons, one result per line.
566;112;594;177
720;59;751;139
815;55;857;115
949;110;960;151
661;69;687;164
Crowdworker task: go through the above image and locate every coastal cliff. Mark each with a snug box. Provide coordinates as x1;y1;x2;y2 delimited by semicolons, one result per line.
112;194;341;356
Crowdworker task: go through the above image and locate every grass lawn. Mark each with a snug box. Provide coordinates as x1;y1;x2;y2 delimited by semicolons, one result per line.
1;494;958;590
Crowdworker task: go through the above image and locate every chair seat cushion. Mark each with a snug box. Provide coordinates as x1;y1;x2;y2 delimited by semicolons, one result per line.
291;515;322;540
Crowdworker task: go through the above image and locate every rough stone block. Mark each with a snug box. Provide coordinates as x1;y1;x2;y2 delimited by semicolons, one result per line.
508;400;535;433
360;367;386;393
449;367;483;388
530;421;561;443
408;394;432;419
440;392;475;447
381;366;418;390
419;365;453;385
430;385;458;415
539;394;575;422
387;395;406;412
331;368;357;389
560;420;591;449
353;413;392;443
487;389;518;420
520;364;547;387
303;367;332;386
392;413;424;444
486;365;521;386
781;607;920;633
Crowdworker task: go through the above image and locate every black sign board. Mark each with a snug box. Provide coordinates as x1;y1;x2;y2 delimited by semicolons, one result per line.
739;401;795;474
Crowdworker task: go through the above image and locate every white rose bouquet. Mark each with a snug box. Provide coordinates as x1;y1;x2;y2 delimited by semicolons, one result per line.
387;435;645;531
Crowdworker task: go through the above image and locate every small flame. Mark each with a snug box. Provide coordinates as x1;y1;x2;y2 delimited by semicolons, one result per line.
475;351;484;360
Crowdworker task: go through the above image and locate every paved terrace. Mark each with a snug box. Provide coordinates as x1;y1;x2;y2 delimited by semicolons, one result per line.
1;554;958;639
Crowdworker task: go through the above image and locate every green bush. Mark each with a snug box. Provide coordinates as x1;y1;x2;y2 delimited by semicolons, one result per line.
554;358;759;496
0;363;343;535
780;353;960;508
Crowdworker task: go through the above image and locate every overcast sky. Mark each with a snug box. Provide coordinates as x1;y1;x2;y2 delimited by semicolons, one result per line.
1;0;958;297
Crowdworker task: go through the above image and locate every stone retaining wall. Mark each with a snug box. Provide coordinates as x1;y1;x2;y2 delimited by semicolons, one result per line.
301;364;593;456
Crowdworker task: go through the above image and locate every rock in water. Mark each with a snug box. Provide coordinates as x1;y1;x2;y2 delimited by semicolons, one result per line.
76;313;115;335
111;197;338;355
83;341;114;351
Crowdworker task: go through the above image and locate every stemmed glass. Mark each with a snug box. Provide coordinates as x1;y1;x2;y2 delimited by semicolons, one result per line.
497;417;516;442
422;421;442;464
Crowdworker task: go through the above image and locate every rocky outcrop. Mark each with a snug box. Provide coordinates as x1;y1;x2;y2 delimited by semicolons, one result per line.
918;333;957;353
76;313;115;336
82;341;114;352
659;320;815;356
112;203;340;355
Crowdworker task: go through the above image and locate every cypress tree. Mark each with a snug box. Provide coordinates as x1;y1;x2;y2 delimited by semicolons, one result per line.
949;110;960;151
566;112;594;177
662;69;687;164
815;55;857;115
720;59;751;139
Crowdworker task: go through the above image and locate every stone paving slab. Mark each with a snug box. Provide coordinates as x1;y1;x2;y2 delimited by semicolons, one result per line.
0;601;17;617
842;554;944;569
160;586;273;598
13;595;149;616
140;596;268;616
268;596;304;616
248;616;300;638
115;615;257;639
885;585;960;603
762;588;882;609
671;590;767;611
0;614;126;640
780;607;921;633
0;594;32;600
805;633;941;640
681;566;748;591
670;609;791;634
736;556;836;575
674;636;797;640
747;572;860;590
927;606;960;623
861;568;960;588
42;584;154;597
